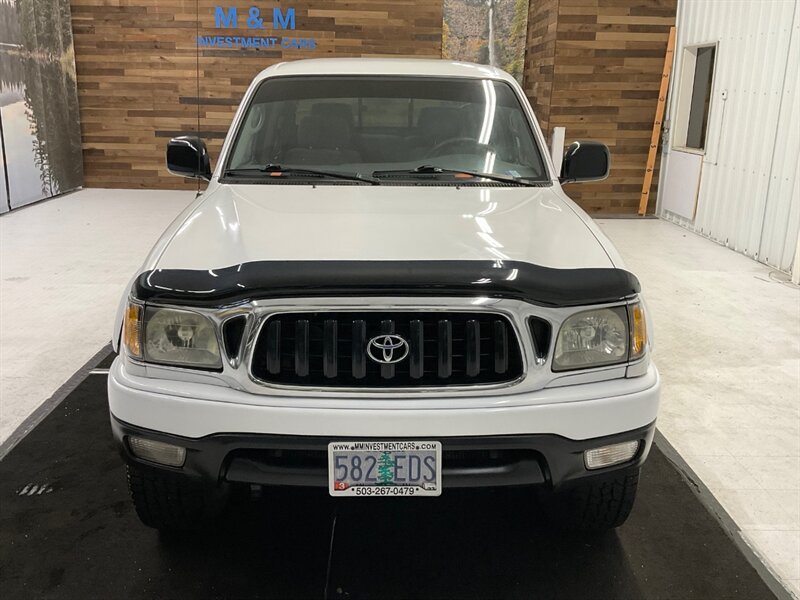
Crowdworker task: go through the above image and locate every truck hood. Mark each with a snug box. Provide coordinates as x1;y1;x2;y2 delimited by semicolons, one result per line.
154;184;614;271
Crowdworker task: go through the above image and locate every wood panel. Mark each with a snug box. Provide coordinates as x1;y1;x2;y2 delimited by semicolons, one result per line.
522;0;559;133
523;0;677;214
70;0;674;214
69;1;443;189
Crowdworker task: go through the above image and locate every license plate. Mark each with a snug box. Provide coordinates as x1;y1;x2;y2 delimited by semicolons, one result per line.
328;441;442;497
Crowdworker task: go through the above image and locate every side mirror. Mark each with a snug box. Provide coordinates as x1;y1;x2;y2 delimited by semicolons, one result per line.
166;136;211;180
560;141;610;183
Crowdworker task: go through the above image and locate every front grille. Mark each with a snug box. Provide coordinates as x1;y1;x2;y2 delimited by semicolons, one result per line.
250;311;524;388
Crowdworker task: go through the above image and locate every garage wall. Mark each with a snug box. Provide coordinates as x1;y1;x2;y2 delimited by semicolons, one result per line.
67;0;677;212
523;0;676;214
69;1;443;189
659;0;799;275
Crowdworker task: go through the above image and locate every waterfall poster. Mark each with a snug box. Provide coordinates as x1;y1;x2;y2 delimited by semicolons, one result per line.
0;0;83;212
442;0;530;83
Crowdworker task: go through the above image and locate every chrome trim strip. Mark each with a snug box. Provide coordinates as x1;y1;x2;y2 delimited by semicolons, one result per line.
128;296;649;399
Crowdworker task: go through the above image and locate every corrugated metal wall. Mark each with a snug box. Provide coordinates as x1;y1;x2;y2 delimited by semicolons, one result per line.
660;0;800;274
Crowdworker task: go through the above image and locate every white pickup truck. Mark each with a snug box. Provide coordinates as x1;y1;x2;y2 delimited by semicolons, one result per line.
109;58;659;531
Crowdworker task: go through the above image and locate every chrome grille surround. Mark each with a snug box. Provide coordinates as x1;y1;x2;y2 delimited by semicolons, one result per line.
128;296;646;398
249;310;525;388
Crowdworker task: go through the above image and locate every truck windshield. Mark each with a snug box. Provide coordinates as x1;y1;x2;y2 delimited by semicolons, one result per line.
225;76;548;183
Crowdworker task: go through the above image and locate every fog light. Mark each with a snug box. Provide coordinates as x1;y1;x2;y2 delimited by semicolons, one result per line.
128;436;186;467
584;440;639;470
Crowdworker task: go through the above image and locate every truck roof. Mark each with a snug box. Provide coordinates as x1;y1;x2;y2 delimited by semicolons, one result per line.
257;58;517;83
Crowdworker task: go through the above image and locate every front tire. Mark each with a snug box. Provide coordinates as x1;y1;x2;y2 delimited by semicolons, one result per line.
126;463;227;531
540;468;640;531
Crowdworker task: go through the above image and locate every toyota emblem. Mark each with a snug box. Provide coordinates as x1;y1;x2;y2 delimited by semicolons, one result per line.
366;334;410;364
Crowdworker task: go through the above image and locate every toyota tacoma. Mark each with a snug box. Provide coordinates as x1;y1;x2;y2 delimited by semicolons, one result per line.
109;58;659;531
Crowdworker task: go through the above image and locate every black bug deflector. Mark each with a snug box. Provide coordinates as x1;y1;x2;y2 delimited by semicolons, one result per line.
134;260;641;307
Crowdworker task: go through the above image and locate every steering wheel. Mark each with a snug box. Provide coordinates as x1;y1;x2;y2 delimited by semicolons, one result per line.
428;137;482;157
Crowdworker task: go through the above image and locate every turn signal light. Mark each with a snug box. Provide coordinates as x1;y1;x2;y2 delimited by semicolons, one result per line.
629;302;647;360
123;302;143;359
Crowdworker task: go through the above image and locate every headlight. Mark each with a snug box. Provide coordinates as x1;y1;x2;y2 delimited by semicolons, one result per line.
143;306;222;369
553;306;628;371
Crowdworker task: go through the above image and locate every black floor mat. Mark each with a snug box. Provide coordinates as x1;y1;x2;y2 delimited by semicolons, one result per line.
0;357;779;600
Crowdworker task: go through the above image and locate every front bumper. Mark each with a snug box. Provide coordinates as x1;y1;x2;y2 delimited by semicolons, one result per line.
108;358;660;440
112;416;655;489
108;357;660;489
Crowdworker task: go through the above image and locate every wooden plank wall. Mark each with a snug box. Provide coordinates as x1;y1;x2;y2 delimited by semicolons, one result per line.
69;0;675;213
523;0;676;213
69;1;443;189
522;0;558;133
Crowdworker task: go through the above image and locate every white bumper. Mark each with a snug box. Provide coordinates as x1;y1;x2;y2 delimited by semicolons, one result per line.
108;358;660;441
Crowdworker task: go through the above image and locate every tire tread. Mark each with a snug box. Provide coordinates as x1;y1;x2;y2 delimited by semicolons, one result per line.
543;468;640;530
126;463;216;531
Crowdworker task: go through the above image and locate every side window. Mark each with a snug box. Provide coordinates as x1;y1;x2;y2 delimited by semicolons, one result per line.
294;99;314;126
674;44;717;151
295;98;358;126
411;99;453;126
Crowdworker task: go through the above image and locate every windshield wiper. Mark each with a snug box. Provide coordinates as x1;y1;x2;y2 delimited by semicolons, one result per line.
372;165;545;187
224;164;380;185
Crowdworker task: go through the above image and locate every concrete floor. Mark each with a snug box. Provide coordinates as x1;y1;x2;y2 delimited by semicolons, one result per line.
0;189;195;444
1;189;798;597
598;218;800;597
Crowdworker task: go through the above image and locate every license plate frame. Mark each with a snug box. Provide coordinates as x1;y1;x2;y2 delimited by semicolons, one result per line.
327;441;442;497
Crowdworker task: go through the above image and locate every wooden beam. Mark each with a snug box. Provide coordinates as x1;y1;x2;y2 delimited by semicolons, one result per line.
638;26;676;216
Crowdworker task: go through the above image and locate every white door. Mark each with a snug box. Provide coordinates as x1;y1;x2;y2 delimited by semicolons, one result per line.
660;44;717;222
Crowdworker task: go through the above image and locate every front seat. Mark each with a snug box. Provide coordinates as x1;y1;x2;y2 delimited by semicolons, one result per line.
412;106;463;155
283;103;361;166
